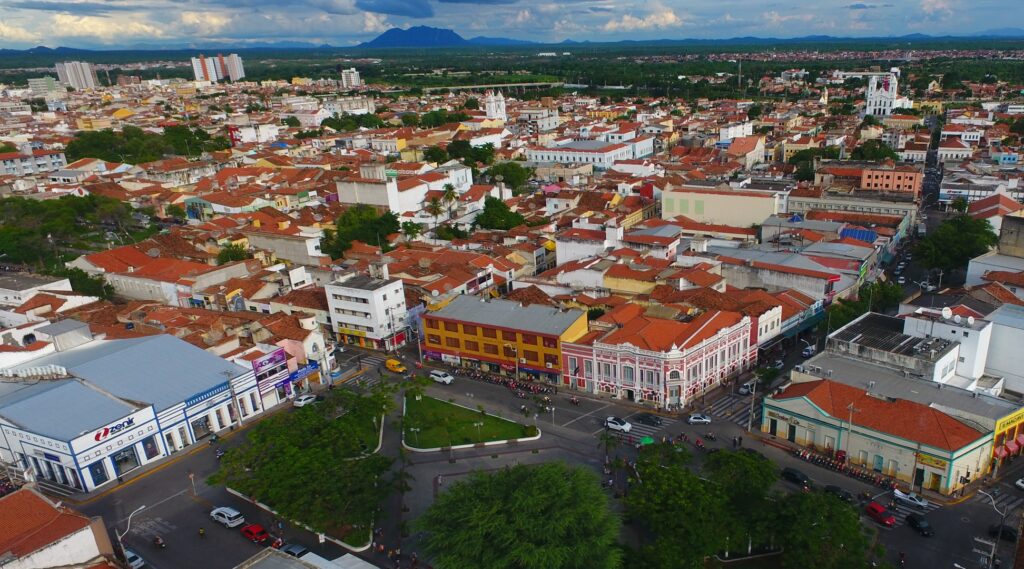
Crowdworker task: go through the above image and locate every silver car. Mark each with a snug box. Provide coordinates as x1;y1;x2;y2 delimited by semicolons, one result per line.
687;414;712;425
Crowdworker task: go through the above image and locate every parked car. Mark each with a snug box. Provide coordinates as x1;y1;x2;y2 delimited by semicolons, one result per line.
210;506;245;528
801;346;816;358
281;544;310;558
770;359;785;370
604;416;632;433
905;513;935;537
241;523;270;544
124;549;146;569
893;489;929;509
897;276;907;285
738;380;757;395
989;524;1018;542
635;412;664;427
824;485;853;504
687;414;712;425
1015;478;1024;491
385;359;407;373
293;394;322;408
429;370;455;384
781;467;811;489
865;502;896;527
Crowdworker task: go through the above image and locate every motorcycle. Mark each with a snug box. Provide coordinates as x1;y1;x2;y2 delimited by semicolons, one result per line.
153;536;166;549
215;448;226;460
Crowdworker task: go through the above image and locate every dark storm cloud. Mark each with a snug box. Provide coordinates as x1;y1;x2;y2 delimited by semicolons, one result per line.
4;0;139;15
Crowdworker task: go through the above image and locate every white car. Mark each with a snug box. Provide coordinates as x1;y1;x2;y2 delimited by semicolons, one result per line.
897;276;907;285
687;414;712;425
429;370;455;385
893;489;929;509
1015;478;1024;491
604;416;632;433
124;549;146;569
210;506;245;528
293;394;320;408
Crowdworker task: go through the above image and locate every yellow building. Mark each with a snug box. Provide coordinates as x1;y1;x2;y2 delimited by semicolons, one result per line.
782;136;822;162
75;117;113;131
422;296;588;383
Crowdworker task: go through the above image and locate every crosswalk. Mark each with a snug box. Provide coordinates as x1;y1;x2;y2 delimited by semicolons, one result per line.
969;490;1024;515
703;394;761;428
888;499;942;527
606;416;678;442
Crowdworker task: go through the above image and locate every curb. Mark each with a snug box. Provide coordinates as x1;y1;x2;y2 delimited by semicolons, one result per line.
226;487;371;553
400;396;541;453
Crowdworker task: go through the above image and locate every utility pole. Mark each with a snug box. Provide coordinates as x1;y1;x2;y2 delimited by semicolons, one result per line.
844;402;860;462
746;373;758;433
976;489;1007;569
116;505;146;555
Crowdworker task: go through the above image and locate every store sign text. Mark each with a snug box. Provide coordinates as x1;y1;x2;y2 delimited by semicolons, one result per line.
94;418;135;442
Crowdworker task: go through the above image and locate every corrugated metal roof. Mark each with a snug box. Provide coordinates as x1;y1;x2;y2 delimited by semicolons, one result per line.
430;296;584;336
0;379;138;440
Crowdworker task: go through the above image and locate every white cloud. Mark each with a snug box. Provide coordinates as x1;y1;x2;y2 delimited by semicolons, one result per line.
179;11;232;36
604;3;682;32
513;9;532;24
362;11;391;32
0;20;40;43
920;0;953;18
50;14;165;42
762;11;815;26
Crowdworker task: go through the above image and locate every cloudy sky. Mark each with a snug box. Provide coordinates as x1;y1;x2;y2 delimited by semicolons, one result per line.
0;0;1017;48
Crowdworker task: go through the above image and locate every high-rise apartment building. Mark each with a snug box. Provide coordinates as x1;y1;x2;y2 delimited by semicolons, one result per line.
191;54;245;82
340;67;362;89
28;77;60;95
55;62;99;90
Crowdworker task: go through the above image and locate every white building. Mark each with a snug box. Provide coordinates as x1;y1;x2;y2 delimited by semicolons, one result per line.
525;137;653;170
483;90;507;122
719;121;754;141
191;54;244;82
322;96;376;116
0;273;72;308
191;55;220;82
55;62;99;90
865;73;908;117
222;54;245;82
340;67;362;89
325;266;408;351
0;150;67;177
0;322;261;492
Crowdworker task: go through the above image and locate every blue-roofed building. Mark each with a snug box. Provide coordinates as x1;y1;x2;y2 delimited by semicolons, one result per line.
0;323;260;493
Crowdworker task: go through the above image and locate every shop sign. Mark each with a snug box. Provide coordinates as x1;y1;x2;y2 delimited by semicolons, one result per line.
338;327;368;338
43;452;61;463
916;453;948;470
186;382;230;408
441;354;462;365
288;361;321;382
996;407;1024;433
252;348;287;375
94;417;135;442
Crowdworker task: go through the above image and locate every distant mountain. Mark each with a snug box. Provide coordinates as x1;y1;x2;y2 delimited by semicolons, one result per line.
973;28;1024;37
467;36;537;46
359;26;469;48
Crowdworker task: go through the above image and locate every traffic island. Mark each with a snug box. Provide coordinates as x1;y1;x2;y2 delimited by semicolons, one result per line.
402;395;540;451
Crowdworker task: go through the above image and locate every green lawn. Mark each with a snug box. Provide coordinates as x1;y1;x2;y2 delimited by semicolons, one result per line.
404;396;533;448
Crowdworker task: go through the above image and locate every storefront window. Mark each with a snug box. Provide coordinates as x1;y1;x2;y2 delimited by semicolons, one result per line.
112;447;141;475
191;416;212;439
142;435;160;460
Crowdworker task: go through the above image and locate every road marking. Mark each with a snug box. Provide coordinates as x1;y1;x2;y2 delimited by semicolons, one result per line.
113;488;189;525
562;403;610;428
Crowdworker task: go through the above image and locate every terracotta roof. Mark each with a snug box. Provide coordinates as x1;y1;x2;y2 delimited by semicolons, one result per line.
272;286;329;312
772;380;984;451
982;271;1024;287
506;285;557;307
594;306;745;352
968;193;1024;220
0;488;93;559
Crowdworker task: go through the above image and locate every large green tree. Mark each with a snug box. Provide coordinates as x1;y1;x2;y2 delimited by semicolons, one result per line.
216;243;252;265
210;387;394;537
627;448;728;569
487;161;535;193
850;139;898;161
775;491;869;569
915;214;998;272
475;196;525;230
704;450;778;551
321;204;401;258
417;462;622;569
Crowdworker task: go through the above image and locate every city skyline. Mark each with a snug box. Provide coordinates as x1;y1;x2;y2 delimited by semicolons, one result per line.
0;0;1020;49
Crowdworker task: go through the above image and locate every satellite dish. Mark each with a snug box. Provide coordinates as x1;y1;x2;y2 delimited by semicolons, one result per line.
954;315;962;324
941;307;953;320
967;316;975;326
147;247;160;257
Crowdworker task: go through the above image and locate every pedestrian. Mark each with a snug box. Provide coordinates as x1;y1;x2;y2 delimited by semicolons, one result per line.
388;549;395;560
739;436;743;447
437;475;443;486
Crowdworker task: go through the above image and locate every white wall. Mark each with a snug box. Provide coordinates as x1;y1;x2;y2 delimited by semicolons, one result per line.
5;526;104;569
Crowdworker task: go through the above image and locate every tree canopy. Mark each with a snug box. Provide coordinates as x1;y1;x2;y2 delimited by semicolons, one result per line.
487;161;535;194
850;139;898;161
282;116;301;127
217;243;252;265
419;109;471;128
448;140;495;167
64;125;228;164
321;204;400;258
423;145;449;164
822;279;906;332
417;462;622;569
475;196;526;231
916;214;998;272
321;113;385;132
210;387;394;538
775;491;870;569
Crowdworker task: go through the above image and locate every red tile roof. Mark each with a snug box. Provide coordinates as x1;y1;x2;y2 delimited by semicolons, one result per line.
0;488;93;559
773;380;984;451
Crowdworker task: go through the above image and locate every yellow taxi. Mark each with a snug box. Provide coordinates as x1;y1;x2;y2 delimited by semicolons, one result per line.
385;359;407;373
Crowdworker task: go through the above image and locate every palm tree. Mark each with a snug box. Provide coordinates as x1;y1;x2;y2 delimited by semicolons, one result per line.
401;221;422;243
425;197;444;230
441;183;458;224
598;430;619;464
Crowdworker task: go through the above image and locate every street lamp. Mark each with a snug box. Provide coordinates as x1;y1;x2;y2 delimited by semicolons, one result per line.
408;427;421;446
505;343;519;379
472;421;483;441
843;402;860;463
977;489;1007;569
116;504;146;554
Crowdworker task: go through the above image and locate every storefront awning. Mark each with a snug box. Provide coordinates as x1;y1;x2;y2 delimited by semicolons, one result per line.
1016;433;1024;447
1007;439;1020;453
995;446;1009;458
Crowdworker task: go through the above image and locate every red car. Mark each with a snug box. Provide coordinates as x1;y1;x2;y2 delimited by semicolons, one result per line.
241;523;270;543
865;502;896;527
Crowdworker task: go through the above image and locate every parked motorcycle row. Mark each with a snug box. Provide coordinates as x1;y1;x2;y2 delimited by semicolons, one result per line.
794;449;898;490
448;366;555;395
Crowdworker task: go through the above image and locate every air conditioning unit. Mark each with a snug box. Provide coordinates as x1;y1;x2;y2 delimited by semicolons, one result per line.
520;358;527;363
546;363;553;369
